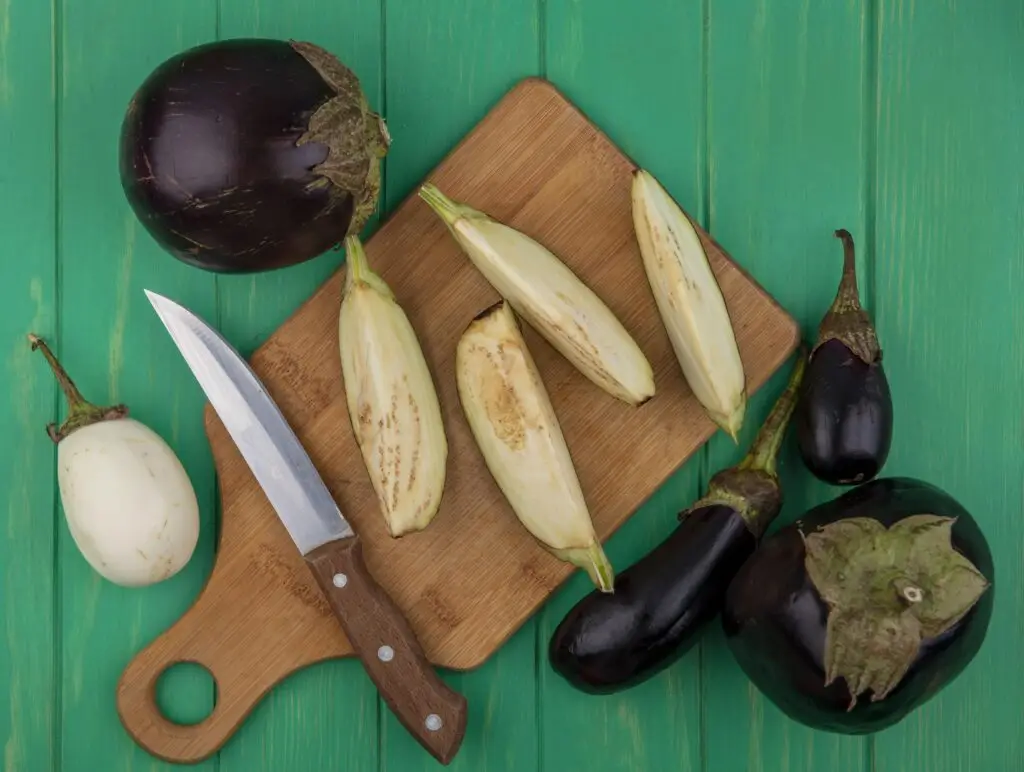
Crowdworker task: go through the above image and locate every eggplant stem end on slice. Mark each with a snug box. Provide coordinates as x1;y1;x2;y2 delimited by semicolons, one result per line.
554;542;615;593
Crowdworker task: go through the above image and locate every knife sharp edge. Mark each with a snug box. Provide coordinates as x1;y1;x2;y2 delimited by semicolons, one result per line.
145;289;354;554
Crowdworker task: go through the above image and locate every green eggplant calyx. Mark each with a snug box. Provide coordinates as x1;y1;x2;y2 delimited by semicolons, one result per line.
685;468;781;540
801;514;991;710
291;40;389;239
814;229;881;364
28;334;128;443
683;350;805;537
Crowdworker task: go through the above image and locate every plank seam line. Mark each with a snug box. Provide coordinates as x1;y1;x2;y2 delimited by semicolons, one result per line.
212;7;224;771
50;0;64;766
537;0;547;78
864;1;880;770
864;0;879;320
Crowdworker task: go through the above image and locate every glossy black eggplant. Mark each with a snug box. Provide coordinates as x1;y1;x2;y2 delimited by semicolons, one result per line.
722;477;993;734
119;38;389;273
795;230;893;485
547;352;806;694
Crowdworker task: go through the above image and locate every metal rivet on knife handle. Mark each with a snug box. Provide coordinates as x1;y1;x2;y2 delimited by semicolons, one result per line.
425;714;443;732
378;645;395;662
333;573;348;588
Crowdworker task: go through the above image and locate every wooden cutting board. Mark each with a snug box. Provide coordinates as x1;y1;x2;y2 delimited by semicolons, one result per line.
117;77;800;763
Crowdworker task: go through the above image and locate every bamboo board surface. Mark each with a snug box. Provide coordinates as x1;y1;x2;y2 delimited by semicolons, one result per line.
115;77;799;763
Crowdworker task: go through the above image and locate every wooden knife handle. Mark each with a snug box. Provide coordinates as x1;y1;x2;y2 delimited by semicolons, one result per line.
305;535;468;765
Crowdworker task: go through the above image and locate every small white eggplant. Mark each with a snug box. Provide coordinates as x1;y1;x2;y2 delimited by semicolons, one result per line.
419;183;655;407
455;300;614;592
631;169;747;442
29;334;200;587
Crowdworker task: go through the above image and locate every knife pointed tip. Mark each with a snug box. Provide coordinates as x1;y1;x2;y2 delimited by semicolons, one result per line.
144;289;184;322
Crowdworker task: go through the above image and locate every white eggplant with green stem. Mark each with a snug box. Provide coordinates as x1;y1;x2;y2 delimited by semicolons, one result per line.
455;299;614;592
337;234;449;537
28;334;200;587
419;183;655;407
631;169;747;441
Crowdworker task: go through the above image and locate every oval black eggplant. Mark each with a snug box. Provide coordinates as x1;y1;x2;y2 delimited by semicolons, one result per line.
119;38;389;274
795;230;893;485
548;352;806;694
549;504;757;693
722;477;994;734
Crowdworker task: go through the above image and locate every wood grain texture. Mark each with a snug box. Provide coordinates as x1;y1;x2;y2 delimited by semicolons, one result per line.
872;2;1024;769
213;3;384;770
380;2;542;769
116;77;798;766
56;1;220;769
538;2;706;770
701;2;872;771
0;0;57;770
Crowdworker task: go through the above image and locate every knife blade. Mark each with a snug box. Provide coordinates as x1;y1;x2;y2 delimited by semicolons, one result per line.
145;289;467;765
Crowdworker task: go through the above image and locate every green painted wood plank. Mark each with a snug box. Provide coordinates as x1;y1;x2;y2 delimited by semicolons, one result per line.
872;3;1024;770
702;1;871;770
213;2;384;769
0;0;58;770
538;2;705;771
56;1;220;769
380;1;541;769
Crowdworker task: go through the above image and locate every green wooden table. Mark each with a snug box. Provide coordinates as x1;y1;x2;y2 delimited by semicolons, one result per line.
2;0;1021;770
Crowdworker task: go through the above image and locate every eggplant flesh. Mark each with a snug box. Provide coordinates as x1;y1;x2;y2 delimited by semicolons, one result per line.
549;504;757;693
722;477;994;734
796;339;893;485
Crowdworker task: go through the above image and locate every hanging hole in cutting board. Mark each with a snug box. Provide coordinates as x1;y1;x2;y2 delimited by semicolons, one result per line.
155;661;218;726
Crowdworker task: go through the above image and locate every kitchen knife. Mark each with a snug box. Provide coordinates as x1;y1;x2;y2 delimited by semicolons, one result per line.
144;289;467;765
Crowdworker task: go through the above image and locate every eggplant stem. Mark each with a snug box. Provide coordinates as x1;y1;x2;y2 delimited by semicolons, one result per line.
829;229;862;316
737;348;807;476
418;183;485;228
343;235;393;300
814;230;882;364
28;334;128;443
555;542;616;594
892;576;925;604
29;334;88;409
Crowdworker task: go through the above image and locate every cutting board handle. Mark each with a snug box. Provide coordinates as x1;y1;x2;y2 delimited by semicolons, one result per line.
113;538;353;765
117;651;226;764
115;598;264;765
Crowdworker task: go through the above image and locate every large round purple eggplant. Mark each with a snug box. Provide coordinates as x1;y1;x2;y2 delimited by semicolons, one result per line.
119;38;389;273
722;477;993;734
547;353;805;694
795;230;893;485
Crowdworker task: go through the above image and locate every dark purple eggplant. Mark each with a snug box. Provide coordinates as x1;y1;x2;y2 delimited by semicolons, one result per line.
722;477;993;734
547;352;806;694
119;38;389;273
795;230;893;485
